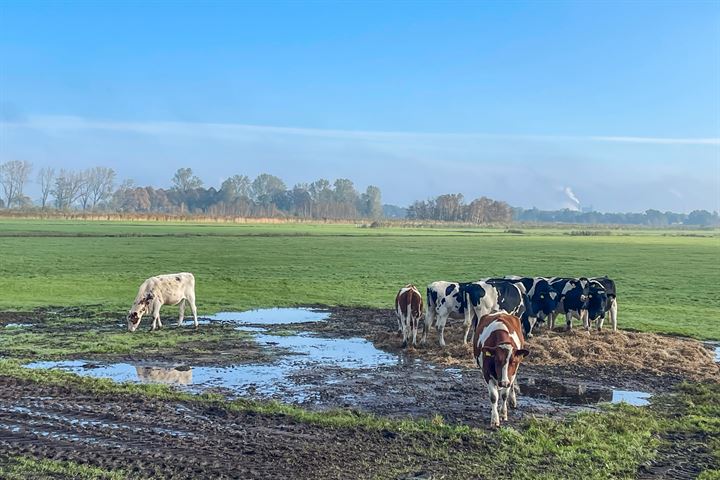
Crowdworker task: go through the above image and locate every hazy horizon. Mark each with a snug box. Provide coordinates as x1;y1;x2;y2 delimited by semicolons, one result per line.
1;1;718;213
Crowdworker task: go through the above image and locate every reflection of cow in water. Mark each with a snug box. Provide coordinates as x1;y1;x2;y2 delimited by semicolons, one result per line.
135;366;192;385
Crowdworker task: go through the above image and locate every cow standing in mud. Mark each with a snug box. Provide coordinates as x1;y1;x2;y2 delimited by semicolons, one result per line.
473;312;529;428
424;281;499;347
127;272;198;332
395;284;424;348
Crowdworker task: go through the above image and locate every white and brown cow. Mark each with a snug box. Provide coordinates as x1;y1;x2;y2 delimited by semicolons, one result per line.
472;312;529;427
127;272;198;332
395;284;423;348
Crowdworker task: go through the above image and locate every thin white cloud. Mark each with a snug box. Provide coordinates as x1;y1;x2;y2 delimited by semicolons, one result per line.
2;114;719;146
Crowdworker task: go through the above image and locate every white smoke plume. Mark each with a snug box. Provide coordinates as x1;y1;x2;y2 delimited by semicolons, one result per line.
564;187;581;211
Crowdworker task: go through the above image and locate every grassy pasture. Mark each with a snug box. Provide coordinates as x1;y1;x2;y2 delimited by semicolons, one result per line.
0;219;717;339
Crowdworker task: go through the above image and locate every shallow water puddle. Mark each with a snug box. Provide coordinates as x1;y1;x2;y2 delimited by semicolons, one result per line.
704;342;720;363
3;323;31;328
208;308;330;325
520;377;651;406
25;331;399;402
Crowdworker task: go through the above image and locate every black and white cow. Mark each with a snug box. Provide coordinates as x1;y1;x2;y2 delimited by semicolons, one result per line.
585;279;609;331
499;276;561;337
484;278;531;335
424;281;498;347
591;276;618;331
548;277;591;330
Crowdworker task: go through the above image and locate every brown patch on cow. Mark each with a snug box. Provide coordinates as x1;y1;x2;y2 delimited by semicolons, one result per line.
394;285;423;318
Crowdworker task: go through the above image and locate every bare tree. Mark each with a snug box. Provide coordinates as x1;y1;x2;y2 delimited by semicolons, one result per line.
37;167;55;209
75;166;116;210
52;169;84;210
0;160;33;208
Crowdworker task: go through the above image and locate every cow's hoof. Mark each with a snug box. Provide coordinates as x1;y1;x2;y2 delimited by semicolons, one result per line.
402;340;408;348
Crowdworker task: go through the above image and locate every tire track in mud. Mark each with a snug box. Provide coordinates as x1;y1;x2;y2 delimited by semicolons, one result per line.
0;377;466;479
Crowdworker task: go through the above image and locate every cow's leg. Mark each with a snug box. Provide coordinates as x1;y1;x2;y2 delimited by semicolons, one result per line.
437;313;449;347
411;315;419;346
510;381;519;408
188;294;198;328
565;311;573;331
582;310;590;331
178;299;186;327
610;299;618;332
401;310;410;348
421;308;433;345
549;312;556;330
500;387;509;421
462;307;476;344
488;381;500;428
150;303;162;331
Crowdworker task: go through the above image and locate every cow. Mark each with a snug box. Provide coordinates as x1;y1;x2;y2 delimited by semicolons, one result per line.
127;272;198;332
591;276;618;331
472;312;529;427
395;284;424;348
484;278;532;336
424;281;498;347
586;279;610;331
523;277;561;335
548;277;590;330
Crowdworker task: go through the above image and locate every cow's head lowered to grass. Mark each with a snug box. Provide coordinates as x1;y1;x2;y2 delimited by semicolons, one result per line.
127;292;153;332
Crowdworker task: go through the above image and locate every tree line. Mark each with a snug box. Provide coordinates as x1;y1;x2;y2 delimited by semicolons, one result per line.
1;160;717;225
513;207;720;227
406;194;514;223
0;161;383;219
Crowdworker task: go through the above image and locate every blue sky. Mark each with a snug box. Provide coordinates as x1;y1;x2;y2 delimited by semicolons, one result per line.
1;1;718;211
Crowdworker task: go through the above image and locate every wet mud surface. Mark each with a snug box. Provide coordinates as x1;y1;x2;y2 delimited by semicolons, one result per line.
0;377;481;480
1;306;718;478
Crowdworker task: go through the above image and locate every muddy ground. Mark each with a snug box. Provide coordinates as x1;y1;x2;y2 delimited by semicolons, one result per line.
0;306;718;478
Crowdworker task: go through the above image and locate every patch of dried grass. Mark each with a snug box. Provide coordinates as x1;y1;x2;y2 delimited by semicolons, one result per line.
371;321;719;382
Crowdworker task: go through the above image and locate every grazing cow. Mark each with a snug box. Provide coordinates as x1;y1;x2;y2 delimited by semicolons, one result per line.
548;277;590;330
591;276;618;331
127;272;198;332
424;281;498;347
472;312;529;427
395;284;424;348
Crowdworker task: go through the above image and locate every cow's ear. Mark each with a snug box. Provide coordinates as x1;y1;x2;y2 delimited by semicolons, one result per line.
481;346;496;357
515;349;530;359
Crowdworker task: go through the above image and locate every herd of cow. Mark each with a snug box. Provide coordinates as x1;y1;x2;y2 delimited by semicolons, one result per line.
123;272;618;427
395;276;618;426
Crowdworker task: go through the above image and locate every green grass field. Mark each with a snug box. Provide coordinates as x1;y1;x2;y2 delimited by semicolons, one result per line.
0;219;718;339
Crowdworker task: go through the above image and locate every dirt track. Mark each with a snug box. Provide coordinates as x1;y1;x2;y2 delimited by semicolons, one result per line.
0;376;483;480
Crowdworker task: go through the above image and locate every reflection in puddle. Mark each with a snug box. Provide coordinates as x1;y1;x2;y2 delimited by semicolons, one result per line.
4;323;31;328
25;333;398;402
136;366;192;385
520;377;651;406
208;308;330;325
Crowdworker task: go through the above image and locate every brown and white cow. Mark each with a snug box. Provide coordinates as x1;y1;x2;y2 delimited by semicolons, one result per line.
472;312;529;427
395;284;423;348
127;272;198;332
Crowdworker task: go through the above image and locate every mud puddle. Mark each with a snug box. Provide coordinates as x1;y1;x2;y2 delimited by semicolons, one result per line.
207;307;330;325
18;307;659;426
